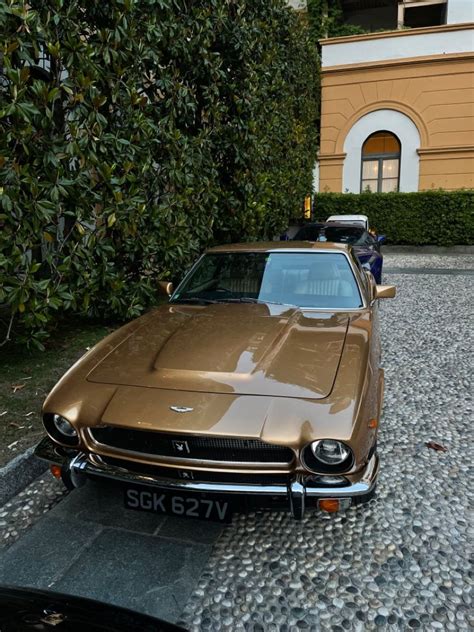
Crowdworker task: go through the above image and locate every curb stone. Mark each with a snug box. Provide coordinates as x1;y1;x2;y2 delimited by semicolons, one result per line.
0;447;47;507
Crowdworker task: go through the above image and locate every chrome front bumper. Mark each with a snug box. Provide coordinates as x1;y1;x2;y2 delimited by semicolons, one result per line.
35;436;379;519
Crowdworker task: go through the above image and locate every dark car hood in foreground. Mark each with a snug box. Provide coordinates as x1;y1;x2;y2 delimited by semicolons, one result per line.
87;303;350;400
0;585;183;631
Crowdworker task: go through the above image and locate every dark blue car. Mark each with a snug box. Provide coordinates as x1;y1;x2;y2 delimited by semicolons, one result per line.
292;222;386;284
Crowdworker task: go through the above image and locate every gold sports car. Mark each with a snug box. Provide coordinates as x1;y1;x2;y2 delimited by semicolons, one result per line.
36;242;396;521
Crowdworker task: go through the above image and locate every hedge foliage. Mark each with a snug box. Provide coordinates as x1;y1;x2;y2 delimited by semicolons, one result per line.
313;191;474;245
307;0;368;39
0;0;319;348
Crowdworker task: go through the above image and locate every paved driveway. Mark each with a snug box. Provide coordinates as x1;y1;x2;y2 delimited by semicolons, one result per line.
0;255;472;631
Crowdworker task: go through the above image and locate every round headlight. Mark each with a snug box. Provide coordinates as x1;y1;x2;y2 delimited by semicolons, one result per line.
302;439;353;473
312;440;351;465
53;414;77;438
43;413;79;446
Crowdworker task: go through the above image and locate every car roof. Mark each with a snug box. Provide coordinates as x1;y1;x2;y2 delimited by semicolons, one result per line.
297;222;365;229
327;214;368;221
207;241;351;253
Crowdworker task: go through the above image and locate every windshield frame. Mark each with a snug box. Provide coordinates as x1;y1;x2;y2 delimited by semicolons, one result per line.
169;248;368;312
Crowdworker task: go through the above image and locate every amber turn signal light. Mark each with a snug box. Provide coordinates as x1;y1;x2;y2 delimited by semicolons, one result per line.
319;498;340;513
50;465;62;480
368;418;378;429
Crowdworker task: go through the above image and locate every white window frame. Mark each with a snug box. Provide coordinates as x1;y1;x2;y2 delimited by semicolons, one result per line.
342;109;421;193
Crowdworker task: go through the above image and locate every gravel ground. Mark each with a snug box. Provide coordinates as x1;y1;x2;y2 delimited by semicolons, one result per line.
1;255;472;630
384;253;474;269
178;266;473;631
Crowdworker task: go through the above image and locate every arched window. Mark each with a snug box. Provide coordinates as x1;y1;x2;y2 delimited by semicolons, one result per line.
361;131;400;193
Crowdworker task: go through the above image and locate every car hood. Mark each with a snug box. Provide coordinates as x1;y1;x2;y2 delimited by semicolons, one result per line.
87;303;350;400
0;586;183;632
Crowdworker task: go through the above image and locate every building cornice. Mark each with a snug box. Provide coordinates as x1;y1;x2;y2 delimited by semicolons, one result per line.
319;21;474;46
332;101;430;153
418;146;474;158
321;51;474;75
317;152;347;163
317;147;474;163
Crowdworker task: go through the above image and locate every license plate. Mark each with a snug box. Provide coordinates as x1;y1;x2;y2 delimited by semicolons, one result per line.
124;486;232;523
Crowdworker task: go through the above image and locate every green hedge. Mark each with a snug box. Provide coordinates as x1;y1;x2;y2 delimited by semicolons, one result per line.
312;191;474;245
307;0;368;39
0;0;319;348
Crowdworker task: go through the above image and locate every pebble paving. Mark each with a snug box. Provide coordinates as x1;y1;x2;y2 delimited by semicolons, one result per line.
178;256;473;631
383;253;474;270
0;254;472;630
0;473;67;550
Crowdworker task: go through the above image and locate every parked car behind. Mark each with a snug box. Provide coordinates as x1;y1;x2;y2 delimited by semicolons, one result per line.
293;222;385;283
326;214;369;229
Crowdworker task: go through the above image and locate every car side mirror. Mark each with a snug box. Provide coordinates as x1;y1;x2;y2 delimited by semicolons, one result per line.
363;269;376;301
158;281;174;296
375;285;396;299
377;235;386;244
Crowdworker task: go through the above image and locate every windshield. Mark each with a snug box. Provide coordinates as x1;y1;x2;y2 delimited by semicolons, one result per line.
294;225;374;246
172;252;363;309
330;219;366;227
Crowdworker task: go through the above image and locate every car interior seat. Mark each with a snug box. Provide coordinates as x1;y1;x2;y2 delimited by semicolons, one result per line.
219;259;264;296
294;262;353;298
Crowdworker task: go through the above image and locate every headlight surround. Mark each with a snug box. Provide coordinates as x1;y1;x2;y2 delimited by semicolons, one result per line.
306;475;349;488
43;413;79;447
302;439;354;473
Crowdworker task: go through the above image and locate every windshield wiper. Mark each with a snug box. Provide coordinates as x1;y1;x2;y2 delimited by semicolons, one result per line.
173;296;297;308
172;297;220;305
221;297;297;308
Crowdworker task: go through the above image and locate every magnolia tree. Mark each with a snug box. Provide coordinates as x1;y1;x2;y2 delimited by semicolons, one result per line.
0;0;319;348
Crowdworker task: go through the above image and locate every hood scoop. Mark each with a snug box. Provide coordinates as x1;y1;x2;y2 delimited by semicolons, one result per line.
87;304;349;400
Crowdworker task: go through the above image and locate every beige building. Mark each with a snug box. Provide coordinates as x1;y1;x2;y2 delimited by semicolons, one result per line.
317;0;474;193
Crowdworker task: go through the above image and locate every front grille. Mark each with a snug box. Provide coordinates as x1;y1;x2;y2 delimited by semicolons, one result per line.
90;426;294;464
100;456;290;485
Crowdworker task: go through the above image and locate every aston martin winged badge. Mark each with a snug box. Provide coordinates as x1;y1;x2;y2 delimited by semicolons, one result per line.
170;406;194;413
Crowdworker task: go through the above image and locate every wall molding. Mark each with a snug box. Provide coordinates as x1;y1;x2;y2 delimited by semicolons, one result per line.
317;152;347;163
418;145;474;157
342;109;421;193
335;101;429;154
321;52;474;75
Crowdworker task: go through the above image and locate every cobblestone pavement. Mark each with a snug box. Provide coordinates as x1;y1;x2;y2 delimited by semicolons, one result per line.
1;255;472;630
0;473;67;550
383;253;474;269
178;261;473;631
